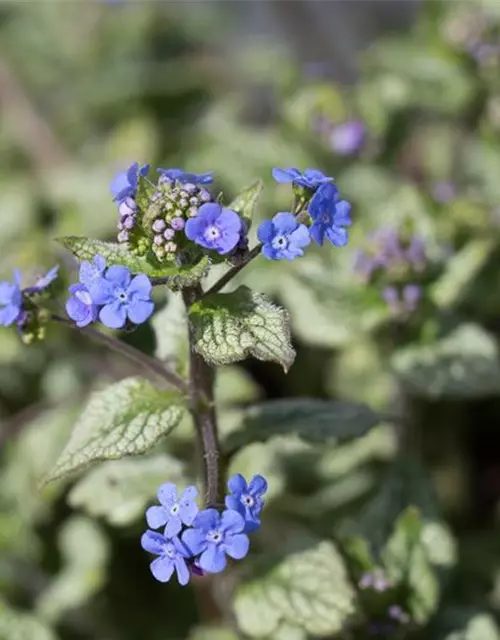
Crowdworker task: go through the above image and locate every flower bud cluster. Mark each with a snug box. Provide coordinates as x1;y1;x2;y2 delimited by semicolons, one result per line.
144;181;213;263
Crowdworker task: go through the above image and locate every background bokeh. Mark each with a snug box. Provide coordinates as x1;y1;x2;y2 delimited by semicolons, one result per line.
3;1;500;638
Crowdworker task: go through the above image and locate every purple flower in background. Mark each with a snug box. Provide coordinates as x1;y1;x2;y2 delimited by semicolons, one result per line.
406;236;426;270
157;168;214;185
272;167;333;190
329;120;366;155
146;484;199;538
66;284;99;328
110;162;150;202
141;530;192;585
182;509;249;574
90;266;154;329
258;212;310;261
432;181;457;204
359;570;392;592
467;40;500;63
388;605;409;624
225;474;267;533
382;284;421;316
0;271;23;327
185;203;242;254
308;183;352;247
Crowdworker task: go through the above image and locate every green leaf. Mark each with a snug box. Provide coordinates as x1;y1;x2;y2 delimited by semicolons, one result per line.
151;293;188;374
0;601;58;640
436;610;500;640
135;173;156;211
392;324;500;398
382;508;440;625
431;239;495;309
68;454;186;526
189;286;295;372
189;627;238;640
36;517;109;624
224;399;380;454
227;180;263;229
43;378;186;484
58;236;210;287
366;39;475;114
355;457;457;566
234;540;356;638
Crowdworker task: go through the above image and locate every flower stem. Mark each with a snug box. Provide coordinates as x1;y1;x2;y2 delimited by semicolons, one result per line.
51;314;189;394
203;244;262;298
182;286;223;507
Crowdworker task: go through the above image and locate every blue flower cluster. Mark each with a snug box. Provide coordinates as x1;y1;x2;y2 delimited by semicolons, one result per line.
108;164;351;264
0;266;59;329
141;474;267;585
258;168;352;261
66;255;154;329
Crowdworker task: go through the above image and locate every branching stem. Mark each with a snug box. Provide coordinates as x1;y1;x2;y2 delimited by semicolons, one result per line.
182;286;223;506
52;314;189;394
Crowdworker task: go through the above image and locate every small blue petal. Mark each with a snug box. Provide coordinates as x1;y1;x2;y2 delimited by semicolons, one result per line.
146;506;168;530
150;556;175;582
224;533;249;560
164;515;183;538
228;473;247;495
99;301;127;329
248;475;268;495
141;530;165;555
157;483;177;507
220;509;245;534
199;545;227;573
182;527;207;556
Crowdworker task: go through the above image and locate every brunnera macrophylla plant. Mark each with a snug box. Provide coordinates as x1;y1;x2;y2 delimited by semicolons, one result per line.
0;164;352;587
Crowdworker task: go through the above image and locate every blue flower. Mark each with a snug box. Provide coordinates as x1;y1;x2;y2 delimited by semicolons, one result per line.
157;168;213;185
185;203;242;255
79;256;107;290
146;484;199;538
257;212;310;261
110;162;150;203
141;530;192;585
308;183;351;246
22;265;59;295
89;265;154;329
272;167;333;190
225;474;267;533
66;284;99;328
0;271;23;327
182;509;249;574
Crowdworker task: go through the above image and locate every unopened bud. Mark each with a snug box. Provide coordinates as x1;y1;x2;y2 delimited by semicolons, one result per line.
170;217;185;231
152;219;166;233
118;197;137;217
123;216;136;230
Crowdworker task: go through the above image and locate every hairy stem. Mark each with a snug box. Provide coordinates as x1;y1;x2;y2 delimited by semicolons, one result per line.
182;286;223;506
52;314;189;394
204;244;262;298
